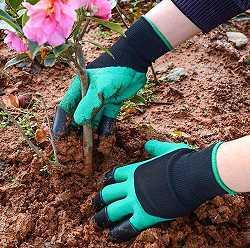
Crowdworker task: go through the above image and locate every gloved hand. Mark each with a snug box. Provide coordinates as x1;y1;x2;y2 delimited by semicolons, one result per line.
92;140;235;241
53;17;172;137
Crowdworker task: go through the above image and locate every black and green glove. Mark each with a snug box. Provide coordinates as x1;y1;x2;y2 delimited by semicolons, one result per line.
53;17;173;137
93;140;236;241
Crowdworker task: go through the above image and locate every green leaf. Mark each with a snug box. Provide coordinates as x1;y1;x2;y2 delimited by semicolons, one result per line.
84;39;114;59
26;0;39;4
53;43;71;58
71;23;81;40
130;95;146;105
0;9;22;34
170;130;190;138
28;40;39;59
21;11;28;26
6;0;23;10
4;53;28;69
233;13;250;22
91;17;125;36
44;53;56;67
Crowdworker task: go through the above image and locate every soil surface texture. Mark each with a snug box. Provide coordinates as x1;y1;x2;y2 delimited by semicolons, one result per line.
0;14;249;248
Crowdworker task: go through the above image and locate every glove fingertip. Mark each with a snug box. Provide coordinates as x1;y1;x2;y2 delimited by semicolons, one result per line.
92;192;105;210
73;111;85;126
94;207;112;228
109;220;139;242
103;168;116;186
52;106;70;138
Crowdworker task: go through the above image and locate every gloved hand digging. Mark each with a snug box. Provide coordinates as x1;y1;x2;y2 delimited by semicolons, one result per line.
53;17;173;137
92;140;236;241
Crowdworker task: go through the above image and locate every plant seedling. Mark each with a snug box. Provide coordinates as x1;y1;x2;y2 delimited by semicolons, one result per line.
0;0;123;175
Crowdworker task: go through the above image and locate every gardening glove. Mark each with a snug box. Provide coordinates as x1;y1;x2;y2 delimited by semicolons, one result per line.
92;140;236;241
53;16;173;137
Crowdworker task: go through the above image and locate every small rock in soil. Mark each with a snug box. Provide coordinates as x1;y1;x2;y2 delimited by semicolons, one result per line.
164;67;187;82
226;32;249;48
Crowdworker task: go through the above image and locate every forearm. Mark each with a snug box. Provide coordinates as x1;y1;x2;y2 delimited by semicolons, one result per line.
145;0;250;48
145;0;200;47
89;0;249;75
217;136;250;193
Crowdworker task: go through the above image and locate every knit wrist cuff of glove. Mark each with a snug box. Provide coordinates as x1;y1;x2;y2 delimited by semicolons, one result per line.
88;16;173;72
135;143;236;219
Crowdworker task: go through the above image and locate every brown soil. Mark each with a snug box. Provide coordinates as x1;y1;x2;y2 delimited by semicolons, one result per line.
0;17;249;248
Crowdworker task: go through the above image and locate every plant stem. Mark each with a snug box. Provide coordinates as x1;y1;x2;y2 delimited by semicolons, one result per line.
74;49;94;175
116;4;133;25
0;100;44;159
74;19;93;175
150;63;158;83
116;3;158;83
115;5;130;28
77;19;90;43
36;93;60;166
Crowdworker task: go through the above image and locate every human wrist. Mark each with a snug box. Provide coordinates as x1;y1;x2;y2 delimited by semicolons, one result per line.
142;16;173;52
145;0;201;47
216;136;250;193
211;143;237;195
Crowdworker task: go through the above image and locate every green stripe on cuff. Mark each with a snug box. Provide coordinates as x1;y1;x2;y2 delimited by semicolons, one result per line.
211;142;237;195
143;16;173;51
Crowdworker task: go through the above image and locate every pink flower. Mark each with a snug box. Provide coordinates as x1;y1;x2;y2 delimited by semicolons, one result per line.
4;31;28;53
23;0;77;47
82;0;112;20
